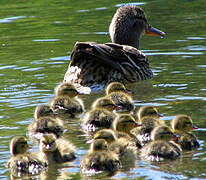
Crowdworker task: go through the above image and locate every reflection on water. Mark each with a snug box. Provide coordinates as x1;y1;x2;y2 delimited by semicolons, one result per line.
0;0;206;179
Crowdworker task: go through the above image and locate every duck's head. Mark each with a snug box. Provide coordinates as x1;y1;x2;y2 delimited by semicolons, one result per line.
34;104;55;119
10;136;28;156
137;106;162;121
55;83;79;98
105;82;130;95
171;115;198;132
93;129;117;144
109;5;165;49
92;97;119;112
151;125;176;141
40;134;57;153
113;114;142;134
90;139;108;152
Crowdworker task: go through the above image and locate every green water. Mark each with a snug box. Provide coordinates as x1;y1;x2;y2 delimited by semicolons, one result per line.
1;0;206;179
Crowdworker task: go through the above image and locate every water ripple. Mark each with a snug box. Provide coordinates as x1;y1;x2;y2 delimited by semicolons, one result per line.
0;16;26;23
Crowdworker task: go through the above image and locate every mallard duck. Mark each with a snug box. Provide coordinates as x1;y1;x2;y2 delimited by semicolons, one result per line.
171;115;199;150
82;97;117;132
112;114;142;149
50;82;84;118
132;106;165;145
80;139;120;175
34;104;56;120
105;82;134;113
64;5;165;88
7;136;46;176
36;134;76;164
140;125;182;161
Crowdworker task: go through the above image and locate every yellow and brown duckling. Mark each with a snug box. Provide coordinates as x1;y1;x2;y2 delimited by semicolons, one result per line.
171;115;199;150
80;139;120;175
140;125;182;162
105;82;134;113
7;136;46;176
64;5;165;88
82;97;118;132
34;104;56;120
50;82;84;118
132;106;165;145
36;134;76;164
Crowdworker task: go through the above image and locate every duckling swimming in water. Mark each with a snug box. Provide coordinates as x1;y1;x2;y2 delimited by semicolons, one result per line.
140;125;182;161
82;97;117;132
50;82;84;118
132;106;165;145
37;134;76;164
80;139;120;175
105;82;134;113
7;136;46;176
34;104;56;120
170;115;199;150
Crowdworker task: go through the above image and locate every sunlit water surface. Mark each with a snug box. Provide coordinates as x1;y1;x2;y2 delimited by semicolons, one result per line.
1;0;206;179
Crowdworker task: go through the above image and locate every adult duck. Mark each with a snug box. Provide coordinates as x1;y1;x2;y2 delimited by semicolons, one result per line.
170;115;200;150
64;5;165;89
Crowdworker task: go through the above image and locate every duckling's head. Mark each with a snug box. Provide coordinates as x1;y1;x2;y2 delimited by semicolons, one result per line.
93;129;117;144
137;106;161;121
171;115;198;132
92;97;117;112
55;83;79;98
10;136;28;156
113;114;141;134
34;104;55;119
109;5;165;49
40;134;57;153
90;139;108;152
151;125;175;141
106;82;129;95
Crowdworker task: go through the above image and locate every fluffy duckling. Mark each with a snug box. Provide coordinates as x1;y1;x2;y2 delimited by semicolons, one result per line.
112;114;142;148
82;97;117;132
132;106;165;145
105;82;134;113
7;136;46;176
34;104;56;120
37;134;76;164
50;82;84;118
141;125;182;161
80;139;120;175
171;115;199;150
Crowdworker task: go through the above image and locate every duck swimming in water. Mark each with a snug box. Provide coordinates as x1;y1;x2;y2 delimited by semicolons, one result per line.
64;5;165;89
170;115;199;150
105;82;134;113
34;104;56;120
7;136;46;176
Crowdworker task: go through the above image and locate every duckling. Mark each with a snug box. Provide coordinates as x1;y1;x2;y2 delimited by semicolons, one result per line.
34;104;56;120
7;136;46;176
37;134;76;164
50;82;84;118
171;115;200;150
80;139;120;175
112;114;142;148
82;97;117;132
132;106;165;145
28;116;64;142
105;82;134;113
140;125;182;161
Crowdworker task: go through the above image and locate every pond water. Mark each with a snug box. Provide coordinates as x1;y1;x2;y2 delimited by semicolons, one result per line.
1;0;206;179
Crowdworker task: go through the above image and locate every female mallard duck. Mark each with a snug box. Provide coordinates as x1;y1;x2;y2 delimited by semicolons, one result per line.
64;5;165;88
82;97;117;132
140;125;182;161
50;82;84;118
132;106;165;145
80;139;120;175
7;136;46;176
105;82;134;113
36;134;76;164
170;115;199;150
112;114;142;148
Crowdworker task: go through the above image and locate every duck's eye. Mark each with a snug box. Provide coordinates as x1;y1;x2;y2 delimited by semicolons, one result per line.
102;104;114;107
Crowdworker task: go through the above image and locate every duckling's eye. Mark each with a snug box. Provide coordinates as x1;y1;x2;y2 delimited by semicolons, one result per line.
102;104;114;107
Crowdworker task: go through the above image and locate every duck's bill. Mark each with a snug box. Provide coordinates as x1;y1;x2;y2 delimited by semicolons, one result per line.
145;26;166;37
